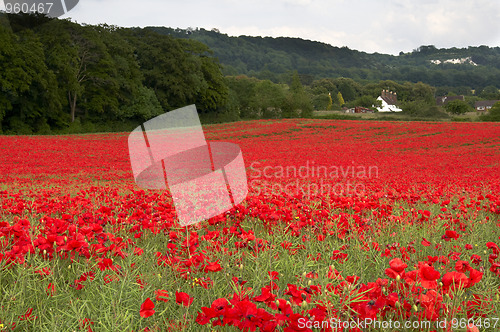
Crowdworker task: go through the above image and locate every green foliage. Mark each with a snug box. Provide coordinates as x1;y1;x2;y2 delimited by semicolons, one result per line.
0;13;229;134
119;86;163;120
283;71;313;118
250;80;286;118
2;13;498;134
480;102;500;122
479;85;500;99
445;100;472;114
402;100;449;119
335;78;359;101
311;94;331;111
155;27;500;90
327;93;333;110
225;75;260;118
349;95;378;109
336;92;345;106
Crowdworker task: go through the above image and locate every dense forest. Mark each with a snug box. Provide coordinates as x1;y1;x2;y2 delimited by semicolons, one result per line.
0;13;229;134
0;13;499;134
151;27;500;91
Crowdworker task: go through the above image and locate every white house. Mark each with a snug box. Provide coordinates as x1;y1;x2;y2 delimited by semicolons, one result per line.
375;90;403;112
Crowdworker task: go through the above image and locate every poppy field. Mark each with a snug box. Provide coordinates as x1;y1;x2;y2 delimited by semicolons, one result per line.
1;119;500;331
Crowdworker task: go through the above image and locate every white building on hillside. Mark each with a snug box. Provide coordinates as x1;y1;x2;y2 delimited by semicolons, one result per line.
375;90;403;112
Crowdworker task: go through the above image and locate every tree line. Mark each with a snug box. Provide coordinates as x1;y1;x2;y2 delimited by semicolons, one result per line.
0;13;229;134
1;13;499;135
153;27;500;92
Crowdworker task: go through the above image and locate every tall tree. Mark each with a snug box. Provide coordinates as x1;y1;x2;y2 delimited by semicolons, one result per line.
0;24;61;133
337;92;345;106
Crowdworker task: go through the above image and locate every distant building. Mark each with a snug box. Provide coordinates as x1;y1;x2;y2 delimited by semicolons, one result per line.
436;95;465;106
376;90;403;112
346;107;374;113
352;106;374;113
475;100;500;111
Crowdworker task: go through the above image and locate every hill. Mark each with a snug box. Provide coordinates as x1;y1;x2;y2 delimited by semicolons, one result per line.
148;27;500;90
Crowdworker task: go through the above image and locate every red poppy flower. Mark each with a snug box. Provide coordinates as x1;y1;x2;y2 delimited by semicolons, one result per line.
442;271;469;292
204;260;222;272
468;268;483;287
442;230;459;241
421;238;431;246
268;271;279;280
470;254;482;265
176;291;194;307
455;260;470;272
418;263;441;289
139;298;155;318
385;257;408;279
486;242;500;255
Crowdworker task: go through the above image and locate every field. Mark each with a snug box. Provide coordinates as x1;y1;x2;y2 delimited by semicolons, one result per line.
1;119;500;331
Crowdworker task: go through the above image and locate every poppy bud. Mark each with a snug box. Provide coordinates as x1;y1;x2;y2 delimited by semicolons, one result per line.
395;301;401;308
302;272;307;278
43;249;47;256
412;304;418;312
239;264;244;270
301;301;308;308
308;280;312;286
396;275;401;282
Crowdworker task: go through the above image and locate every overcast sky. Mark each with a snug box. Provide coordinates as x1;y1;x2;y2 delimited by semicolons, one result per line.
13;0;500;54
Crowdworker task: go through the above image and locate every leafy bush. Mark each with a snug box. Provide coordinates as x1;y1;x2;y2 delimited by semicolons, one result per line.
402;101;449;119
6;117;33;135
35;118;52;135
480;102;500;122
445;100;472;114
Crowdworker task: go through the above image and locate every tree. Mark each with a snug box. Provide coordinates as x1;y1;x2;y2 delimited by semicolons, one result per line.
283;71;313;117
289;71;303;94
311;78;337;95
250;80;286;118
337;92;345;106
327;93;333;110
351;95;377;109
445;100;471;114
98;25;146;120
225;75;259;118
334;78;360;102
480;102;500;122
0;24;61;133
179;39;228;112
120;86;163;120
129;29;227;113
39;20;120;123
402;100;449;119
479;85;500;99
